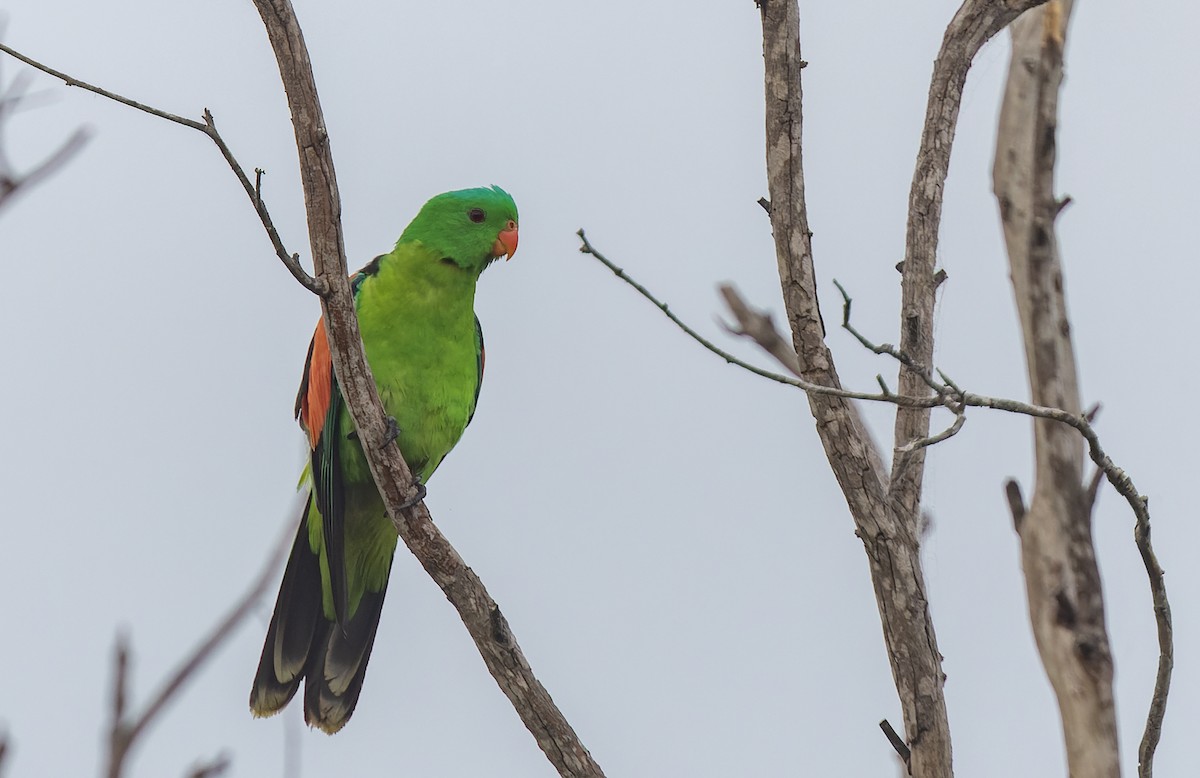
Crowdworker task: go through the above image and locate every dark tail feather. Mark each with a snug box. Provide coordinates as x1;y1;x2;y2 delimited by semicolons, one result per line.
303;583;389;734
250;506;324;717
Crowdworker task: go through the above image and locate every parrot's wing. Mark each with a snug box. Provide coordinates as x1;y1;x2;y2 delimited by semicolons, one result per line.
466;315;484;428
297;317;350;628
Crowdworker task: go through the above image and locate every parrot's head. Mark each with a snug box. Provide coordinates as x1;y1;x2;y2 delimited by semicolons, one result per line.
398;185;519;273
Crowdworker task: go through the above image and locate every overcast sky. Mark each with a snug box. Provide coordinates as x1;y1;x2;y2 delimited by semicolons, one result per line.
1;1;1197;776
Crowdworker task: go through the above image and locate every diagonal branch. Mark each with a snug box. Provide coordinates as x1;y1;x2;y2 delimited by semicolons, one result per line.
105;505;298;778
247;2;602;775
579;228;804;388
756;1;959;774
184;754;231;778
0;65;89;211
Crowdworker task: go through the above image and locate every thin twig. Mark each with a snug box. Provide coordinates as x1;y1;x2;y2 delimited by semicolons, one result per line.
1136;500;1172;778
878;719;911;772
184;752;231;778
577;229;802;388
833;279;944;397
0;42;203;128
578;237;1158;605
106;511;298;778
0;43;325;295
107;633;131;778
0;65;90;210
578;231;936;408
898;409;966;456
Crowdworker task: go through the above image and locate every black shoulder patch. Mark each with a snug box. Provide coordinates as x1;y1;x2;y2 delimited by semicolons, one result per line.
356;254;387;278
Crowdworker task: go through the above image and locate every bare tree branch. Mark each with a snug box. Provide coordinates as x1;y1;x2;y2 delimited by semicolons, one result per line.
756;1;957;772
581;241;1157;625
105;511;297;778
578;229;804;388
245;2;602;774
992;3;1161;776
1135;506;1172;778
184;753;231;778
0;65;89;211
755;3;1048;771
889;0;1052;516
717;282;802;376
0;42;324;295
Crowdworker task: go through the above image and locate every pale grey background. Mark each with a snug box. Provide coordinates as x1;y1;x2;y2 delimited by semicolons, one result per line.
1;1;1196;776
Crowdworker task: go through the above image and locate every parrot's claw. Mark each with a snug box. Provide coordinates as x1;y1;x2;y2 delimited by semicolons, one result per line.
380;416;402;450
398;481;427;510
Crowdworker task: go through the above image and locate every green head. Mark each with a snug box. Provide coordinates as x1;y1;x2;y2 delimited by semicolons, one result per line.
397;186;519;273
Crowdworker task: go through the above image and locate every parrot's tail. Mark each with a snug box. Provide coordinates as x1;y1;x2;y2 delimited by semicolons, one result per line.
249;502;389;734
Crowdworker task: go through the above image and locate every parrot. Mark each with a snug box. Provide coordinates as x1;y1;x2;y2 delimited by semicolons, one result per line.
249;185;519;734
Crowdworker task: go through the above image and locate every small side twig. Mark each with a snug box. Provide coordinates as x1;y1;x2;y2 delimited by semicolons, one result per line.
185;753;231;778
1005;479;1027;531
879;719;911;773
833;279;944;397
105;511;298;778
898;408;966;457
717;283;802;375
1136;499;1173;778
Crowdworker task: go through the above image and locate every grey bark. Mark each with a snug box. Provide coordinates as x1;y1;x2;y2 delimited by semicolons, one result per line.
248;1;603;774
993;3;1121;776
757;1;1050;775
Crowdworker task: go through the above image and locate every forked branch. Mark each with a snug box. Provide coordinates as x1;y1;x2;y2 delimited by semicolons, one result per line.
105;509;297;778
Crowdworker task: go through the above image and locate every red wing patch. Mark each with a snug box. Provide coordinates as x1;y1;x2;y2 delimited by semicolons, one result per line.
299;321;333;450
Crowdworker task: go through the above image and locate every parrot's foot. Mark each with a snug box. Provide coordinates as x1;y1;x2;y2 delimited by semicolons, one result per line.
380;416;402;450
398;481;427;509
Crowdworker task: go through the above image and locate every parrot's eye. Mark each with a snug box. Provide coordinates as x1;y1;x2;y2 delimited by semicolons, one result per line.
467;208;486;223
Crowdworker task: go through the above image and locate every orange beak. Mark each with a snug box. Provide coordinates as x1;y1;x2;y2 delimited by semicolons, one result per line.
492;219;519;260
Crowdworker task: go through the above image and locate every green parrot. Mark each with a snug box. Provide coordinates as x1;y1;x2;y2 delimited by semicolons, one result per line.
250;186;519;733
